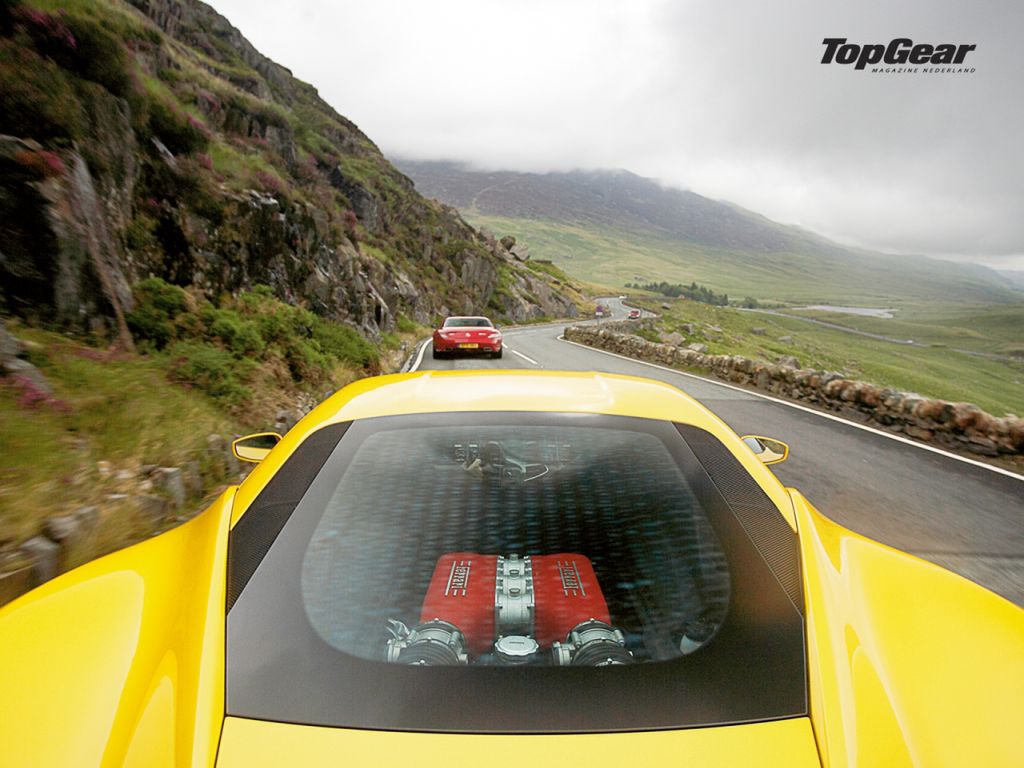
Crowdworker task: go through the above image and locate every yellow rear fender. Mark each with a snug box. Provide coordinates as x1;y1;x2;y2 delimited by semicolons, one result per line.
794;490;1024;768
0;488;235;768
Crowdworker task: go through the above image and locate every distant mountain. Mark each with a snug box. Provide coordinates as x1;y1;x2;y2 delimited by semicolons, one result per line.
1000;270;1024;290
396;160;1020;305
396;161;834;255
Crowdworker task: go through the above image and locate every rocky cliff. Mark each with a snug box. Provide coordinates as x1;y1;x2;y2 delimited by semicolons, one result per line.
0;0;577;345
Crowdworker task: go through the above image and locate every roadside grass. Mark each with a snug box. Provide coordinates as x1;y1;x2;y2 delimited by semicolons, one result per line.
638;299;1024;416
1;271;417;550
0;324;234;544
785;303;1024;357
465;214;1021;306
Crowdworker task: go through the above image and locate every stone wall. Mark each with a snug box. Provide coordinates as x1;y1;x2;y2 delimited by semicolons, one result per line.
565;321;1024;457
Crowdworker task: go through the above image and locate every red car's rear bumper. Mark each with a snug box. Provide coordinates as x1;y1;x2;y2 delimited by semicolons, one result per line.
433;340;502;354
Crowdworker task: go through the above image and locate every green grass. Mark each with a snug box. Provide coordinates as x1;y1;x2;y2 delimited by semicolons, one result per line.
208;140;280;189
639;298;1024;416
0;325;234;543
125;279;377;404
784;303;1024;357
30;0;160;41
465;214;1022;307
523;259;572;282
140;71;174;102
361;244;394;265
1;283;382;548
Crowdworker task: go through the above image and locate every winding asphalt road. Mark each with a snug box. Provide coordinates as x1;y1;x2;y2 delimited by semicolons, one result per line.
416;298;1024;606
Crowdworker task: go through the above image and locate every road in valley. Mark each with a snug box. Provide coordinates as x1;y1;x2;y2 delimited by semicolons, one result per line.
416;298;1024;606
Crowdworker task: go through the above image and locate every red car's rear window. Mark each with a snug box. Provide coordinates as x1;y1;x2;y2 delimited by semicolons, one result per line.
443;317;493;328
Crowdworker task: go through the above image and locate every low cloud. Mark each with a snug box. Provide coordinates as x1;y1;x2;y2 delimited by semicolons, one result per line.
210;0;1024;268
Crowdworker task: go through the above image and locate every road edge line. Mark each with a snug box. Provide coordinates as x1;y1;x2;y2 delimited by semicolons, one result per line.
557;334;1024;482
408;338;430;373
511;349;540;365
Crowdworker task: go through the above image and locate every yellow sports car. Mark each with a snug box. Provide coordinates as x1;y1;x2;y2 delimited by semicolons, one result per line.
1;371;1021;767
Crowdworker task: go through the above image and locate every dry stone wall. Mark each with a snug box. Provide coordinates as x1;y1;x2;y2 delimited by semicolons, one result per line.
565;321;1024;457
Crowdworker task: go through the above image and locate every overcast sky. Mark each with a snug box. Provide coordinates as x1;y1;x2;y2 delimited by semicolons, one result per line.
209;0;1024;269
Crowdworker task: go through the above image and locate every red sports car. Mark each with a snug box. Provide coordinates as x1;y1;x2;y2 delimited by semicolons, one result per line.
432;316;503;359
628;309;641;319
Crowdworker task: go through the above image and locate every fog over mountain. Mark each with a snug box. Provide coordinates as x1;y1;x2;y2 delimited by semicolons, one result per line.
397;160;1021;304
209;0;1024;269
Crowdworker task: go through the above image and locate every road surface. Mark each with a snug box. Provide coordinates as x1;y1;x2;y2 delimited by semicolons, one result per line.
416;298;1024;606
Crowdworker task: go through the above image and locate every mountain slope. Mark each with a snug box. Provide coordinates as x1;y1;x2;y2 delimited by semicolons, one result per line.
396;160;1020;305
1000;270;1024;291
0;0;579;347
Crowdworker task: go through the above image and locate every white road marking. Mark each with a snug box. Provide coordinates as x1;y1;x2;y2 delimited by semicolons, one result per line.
558;335;1024;482
511;349;540;365
410;339;430;372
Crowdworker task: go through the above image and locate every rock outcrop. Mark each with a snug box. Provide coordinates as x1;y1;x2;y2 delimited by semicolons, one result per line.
0;0;577;346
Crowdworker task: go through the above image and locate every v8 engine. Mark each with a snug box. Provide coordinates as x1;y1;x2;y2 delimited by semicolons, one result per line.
386;553;634;666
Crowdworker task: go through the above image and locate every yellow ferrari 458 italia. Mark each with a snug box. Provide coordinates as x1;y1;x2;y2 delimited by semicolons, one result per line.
1;370;1022;767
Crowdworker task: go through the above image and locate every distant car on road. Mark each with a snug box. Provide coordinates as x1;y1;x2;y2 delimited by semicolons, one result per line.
595;305;608;318
628;309;641;320
433;316;502;359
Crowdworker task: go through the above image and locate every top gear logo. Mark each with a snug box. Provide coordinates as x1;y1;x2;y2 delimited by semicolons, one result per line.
821;38;976;73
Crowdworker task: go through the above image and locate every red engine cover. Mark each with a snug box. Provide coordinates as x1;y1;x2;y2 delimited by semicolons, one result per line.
532;554;610;648
420;553;498;655
420;553;609;655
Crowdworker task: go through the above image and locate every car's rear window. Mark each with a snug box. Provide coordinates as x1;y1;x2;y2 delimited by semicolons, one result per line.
227;412;806;733
443;317;492;327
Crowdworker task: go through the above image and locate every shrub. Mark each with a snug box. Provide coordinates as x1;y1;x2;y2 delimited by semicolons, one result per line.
206;308;265;357
0;39;83;141
229;288;376;372
310;317;376;368
167;341;252;406
59;13;134;99
123;213;158;251
15;9;134;100
126;277;187;349
395;314;418;334
147;97;208;155
342;209;358;239
441;239;474;259
254;169;283;195
12;148;65;178
126;280;377;405
10;7;77;55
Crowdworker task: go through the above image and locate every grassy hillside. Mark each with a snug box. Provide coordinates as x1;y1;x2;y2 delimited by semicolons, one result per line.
785;303;1024;358
635;298;1024;416
0;279;429;562
396;161;1019;306
1;324;234;545
465;214;1020;306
